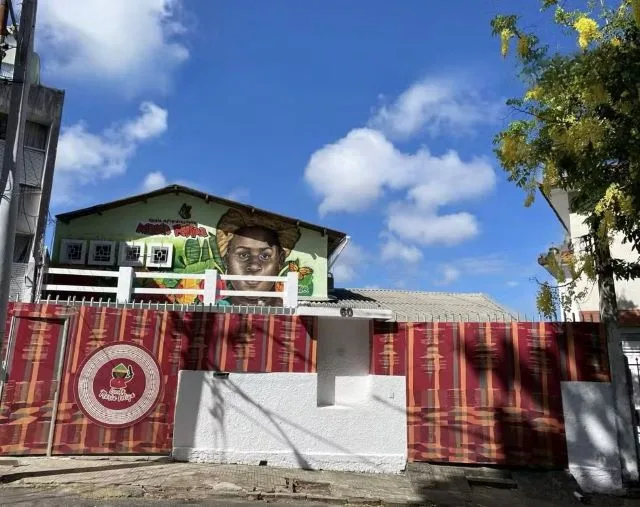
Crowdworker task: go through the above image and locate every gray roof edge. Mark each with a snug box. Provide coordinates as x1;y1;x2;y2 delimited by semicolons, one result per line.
308;288;522;322
339;288;490;297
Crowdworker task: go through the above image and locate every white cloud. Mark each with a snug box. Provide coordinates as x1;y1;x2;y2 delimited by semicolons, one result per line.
436;265;461;285
331;243;365;283
141;171;168;192
124;103;169;141
304;129;401;216
455;255;509;274
434;255;510;286
54;102;168;203
387;209;479;246
37;0;189;93
303;76;499;248
380;236;423;263
370;77;503;139
406;151;496;210
506;280;520;287
304;128;495;218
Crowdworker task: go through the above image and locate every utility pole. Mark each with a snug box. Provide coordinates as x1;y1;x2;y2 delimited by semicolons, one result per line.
0;0;37;358
592;230;640;484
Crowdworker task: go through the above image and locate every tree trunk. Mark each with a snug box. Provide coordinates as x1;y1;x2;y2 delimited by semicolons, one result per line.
593;232;639;483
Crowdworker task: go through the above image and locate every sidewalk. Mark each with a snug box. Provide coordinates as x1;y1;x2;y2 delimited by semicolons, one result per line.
1;456;639;506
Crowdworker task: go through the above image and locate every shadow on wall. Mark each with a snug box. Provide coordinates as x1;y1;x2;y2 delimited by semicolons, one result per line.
172;369;407;474
316;318;371;407
461;324;623;495
207;375;311;470
408;323;626;505
180;373;376;470
617;296;636;311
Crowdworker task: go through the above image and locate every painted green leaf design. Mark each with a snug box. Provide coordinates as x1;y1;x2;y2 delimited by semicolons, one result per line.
184;238;201;265
175;256;186;269
200;238;211;262
160;278;180;289
298;283;313;296
209;233;225;272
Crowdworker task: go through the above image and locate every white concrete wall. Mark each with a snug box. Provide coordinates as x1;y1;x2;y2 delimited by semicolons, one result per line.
9;262;34;302
561;381;624;494
560;211;640;318
172;372;407;474
316;318;370;406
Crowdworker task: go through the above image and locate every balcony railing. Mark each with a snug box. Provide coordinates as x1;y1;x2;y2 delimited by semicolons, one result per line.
40;267;299;308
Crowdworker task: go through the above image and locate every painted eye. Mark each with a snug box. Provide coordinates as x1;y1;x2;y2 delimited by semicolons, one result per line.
237;252;250;260
259;253;272;261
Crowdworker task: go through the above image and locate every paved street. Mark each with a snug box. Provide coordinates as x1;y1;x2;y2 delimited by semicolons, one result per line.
6;457;640;506
2;486;328;507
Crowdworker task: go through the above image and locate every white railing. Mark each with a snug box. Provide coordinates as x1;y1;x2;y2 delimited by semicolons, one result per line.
41;267;299;308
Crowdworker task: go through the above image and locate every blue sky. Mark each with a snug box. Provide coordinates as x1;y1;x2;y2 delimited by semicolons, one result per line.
36;0;569;316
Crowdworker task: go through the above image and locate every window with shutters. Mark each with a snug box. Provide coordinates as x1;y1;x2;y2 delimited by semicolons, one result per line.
13;234;33;263
0;113;49;150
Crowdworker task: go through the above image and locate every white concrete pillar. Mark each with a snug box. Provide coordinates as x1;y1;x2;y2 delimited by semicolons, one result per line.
283;271;298;308
203;269;218;306
561;381;625;494
116;266;134;304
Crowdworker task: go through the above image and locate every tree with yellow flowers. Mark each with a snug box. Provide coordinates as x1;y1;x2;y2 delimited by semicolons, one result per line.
491;0;640;319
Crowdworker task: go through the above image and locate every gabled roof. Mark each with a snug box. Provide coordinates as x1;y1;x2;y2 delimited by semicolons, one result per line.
300;288;520;322
56;184;348;254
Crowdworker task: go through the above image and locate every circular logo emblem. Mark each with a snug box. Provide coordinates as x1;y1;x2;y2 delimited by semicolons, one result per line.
75;343;162;428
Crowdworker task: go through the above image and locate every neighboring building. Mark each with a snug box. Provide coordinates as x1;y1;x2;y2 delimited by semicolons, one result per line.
0;47;65;303
539;187;640;324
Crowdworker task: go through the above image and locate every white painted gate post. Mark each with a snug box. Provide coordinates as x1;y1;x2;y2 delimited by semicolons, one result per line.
203;270;219;306
283;271;298;308
116;266;134;304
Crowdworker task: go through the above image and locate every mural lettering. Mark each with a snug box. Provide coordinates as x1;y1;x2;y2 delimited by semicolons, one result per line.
173;224;208;238
136;222;171;236
136;222;207;238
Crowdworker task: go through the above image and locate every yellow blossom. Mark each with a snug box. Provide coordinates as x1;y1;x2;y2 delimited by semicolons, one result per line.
500;134;527;165
611;37;621;47
574;16;600;49
525;87;542;101
501;29;512;58
594;184;634;218
517;36;531;58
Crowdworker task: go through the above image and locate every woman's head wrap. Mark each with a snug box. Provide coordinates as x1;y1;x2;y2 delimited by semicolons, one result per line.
216;208;301;260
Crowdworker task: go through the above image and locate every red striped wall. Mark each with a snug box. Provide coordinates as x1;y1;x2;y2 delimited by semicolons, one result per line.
0;303;317;455
371;321;610;467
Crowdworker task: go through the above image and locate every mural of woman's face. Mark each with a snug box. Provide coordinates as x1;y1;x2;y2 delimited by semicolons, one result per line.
225;226;285;296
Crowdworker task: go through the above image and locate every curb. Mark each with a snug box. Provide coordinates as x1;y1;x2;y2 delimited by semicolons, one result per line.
0;479;426;506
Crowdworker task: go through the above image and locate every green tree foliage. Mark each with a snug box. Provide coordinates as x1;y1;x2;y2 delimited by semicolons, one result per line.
491;0;640;318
